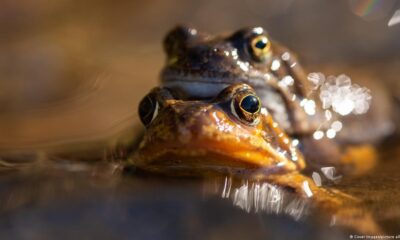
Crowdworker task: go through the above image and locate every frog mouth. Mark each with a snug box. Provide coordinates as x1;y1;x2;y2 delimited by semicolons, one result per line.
134;151;287;176
132;137;301;177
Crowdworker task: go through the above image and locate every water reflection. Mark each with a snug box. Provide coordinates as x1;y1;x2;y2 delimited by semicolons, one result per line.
221;177;309;220
205;177;310;220
0;159;396;238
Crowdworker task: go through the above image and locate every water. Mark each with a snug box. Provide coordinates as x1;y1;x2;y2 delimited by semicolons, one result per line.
0;137;398;239
0;165;354;239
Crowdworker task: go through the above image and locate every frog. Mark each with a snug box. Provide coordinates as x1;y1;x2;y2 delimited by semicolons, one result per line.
159;25;382;173
133;81;373;180
134;83;304;175
132;83;381;234
161;25;316;136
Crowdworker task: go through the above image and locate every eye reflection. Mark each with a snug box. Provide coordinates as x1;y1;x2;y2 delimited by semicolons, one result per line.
240;95;260;114
250;35;272;62
231;92;261;125
254;38;268;49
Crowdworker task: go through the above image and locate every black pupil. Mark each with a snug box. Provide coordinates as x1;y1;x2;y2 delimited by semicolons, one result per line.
139;95;156;126
240;95;260;113
255;39;267;49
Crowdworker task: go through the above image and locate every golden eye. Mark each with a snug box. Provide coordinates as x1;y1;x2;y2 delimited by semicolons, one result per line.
231;92;261;125
250;35;272;62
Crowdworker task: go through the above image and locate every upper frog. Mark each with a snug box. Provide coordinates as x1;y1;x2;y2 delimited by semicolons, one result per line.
161;25;322;135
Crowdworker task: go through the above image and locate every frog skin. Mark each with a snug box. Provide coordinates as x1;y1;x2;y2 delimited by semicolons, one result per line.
161;25;319;135
132;84;381;234
160;25;378;173
134;83;304;175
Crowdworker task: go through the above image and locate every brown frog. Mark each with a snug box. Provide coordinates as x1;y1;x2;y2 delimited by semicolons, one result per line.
161;25;316;135
134;83;304;175
132;84;381;234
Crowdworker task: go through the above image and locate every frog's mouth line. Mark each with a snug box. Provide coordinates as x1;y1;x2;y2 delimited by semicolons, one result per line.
133;149;291;176
133;133;302;176
162;68;268;87
162;70;267;98
163;80;230;99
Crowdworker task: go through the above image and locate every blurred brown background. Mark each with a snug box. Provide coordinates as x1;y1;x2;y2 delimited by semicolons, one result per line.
0;0;399;149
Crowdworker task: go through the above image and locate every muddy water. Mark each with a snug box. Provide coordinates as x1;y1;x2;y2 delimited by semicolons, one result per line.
335;138;400;235
0;139;398;240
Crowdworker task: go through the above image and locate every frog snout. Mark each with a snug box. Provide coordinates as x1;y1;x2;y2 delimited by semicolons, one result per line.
158;104;216;140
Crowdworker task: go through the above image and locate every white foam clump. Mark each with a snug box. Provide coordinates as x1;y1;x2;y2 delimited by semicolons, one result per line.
307;72;325;89
232;182;283;213
311;172;322;187
228;181;309;220
308;73;372;116
321;166;342;183
302;181;313;198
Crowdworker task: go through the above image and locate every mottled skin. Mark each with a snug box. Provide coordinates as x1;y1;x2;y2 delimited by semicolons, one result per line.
161;25;321;135
134;84;304;175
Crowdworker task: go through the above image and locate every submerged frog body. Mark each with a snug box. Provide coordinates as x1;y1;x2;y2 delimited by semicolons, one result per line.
134;84;304;175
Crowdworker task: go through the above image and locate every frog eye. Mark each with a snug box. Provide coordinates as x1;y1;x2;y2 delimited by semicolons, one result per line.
249;35;272;62
231;93;261;125
138;94;159;127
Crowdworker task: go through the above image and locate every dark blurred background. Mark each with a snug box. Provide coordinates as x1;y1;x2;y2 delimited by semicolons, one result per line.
0;0;399;150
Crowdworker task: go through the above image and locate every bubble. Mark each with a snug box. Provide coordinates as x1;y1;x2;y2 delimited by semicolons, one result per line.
271;59;281;71
335;74;352;88
237;61;249;71
281;75;294;86
331;121;343;132
320;91;332;109
313;131;324;140
303;99;316;116
316;74;371;116
281;52;291;61
326;129;336;139
307;72;325;88
333;98;355;116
